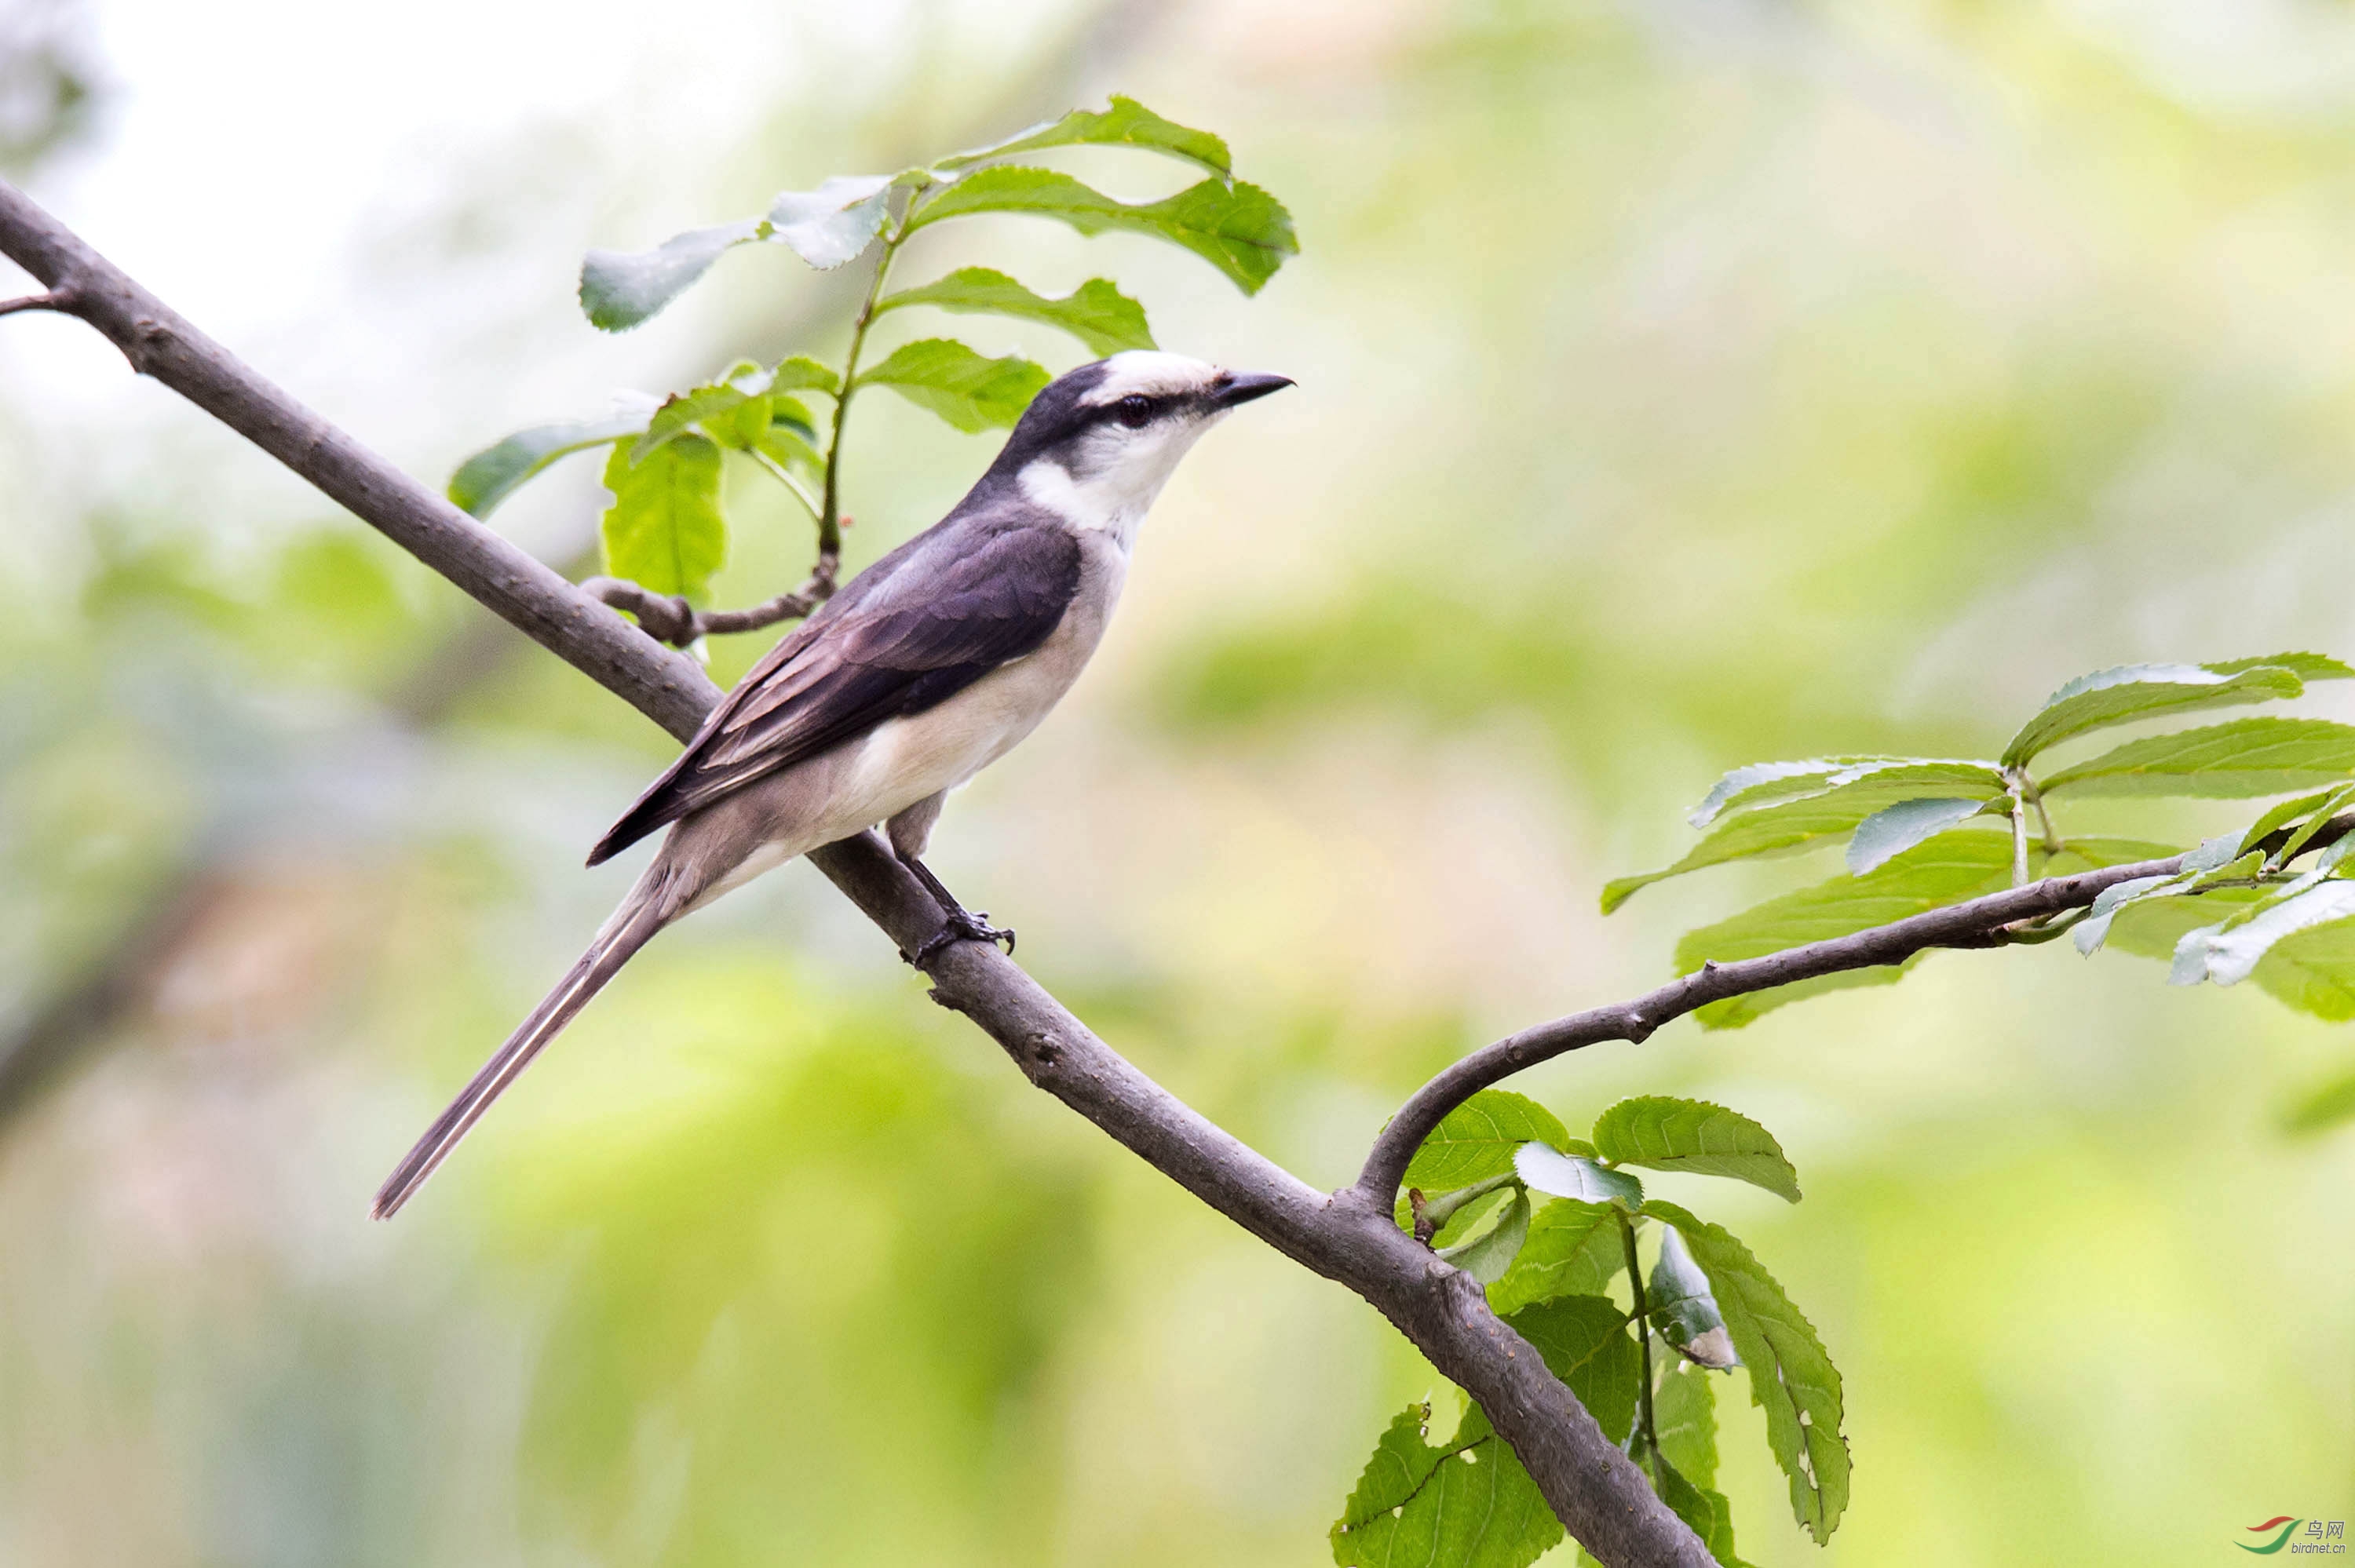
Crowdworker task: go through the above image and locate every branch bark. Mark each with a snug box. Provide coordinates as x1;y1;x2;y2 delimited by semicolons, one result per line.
15;177;2237;1566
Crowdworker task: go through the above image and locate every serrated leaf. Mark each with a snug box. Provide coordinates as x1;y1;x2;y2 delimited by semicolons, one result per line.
447;408;652;518
2000;662;2309;768
1489;1199;1624;1315
1330;1402;1561;1568
577;177;891;332
1504;1294;1645;1445
1675;834;2178;1027
633;362;775;461
770;355;842;396
876;267;1155;356
1605;760;2004;913
1648;1453;1749;1568
1439;1189;1532;1285
2036;717;2355;798
2171;880;2355;988
579;217;765;332
597;436;726;604
1689;757;1894;828
1516;1143;1645;1208
1592;1097;1801;1203
2204;651;2355;681
1846;797;1993;875
937;95;1232;175
2072;873;2183;956
1644;1200;1849;1544
1654;1362;1720;1490
1401;1089;1576;1194
909;166;1298;295
1648;1225;1740;1369
856;338;1050;433
763;174;893;268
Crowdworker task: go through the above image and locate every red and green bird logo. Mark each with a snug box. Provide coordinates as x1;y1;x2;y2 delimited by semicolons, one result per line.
2239;1518;2302;1555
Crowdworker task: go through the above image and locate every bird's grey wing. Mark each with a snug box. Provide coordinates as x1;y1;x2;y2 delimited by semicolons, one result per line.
586;521;1083;864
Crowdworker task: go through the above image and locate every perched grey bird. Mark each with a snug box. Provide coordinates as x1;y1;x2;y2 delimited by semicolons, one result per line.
373;352;1291;1217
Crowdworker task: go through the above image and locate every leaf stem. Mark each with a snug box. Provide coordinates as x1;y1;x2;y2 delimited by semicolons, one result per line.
819;187;922;559
747;445;822;520
2005;773;2030;888
1619;1211;1658;1464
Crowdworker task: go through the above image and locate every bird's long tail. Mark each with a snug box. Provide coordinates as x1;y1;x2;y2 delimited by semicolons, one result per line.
371;882;671;1220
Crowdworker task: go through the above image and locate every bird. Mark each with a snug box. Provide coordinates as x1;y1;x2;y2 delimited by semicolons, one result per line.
371;351;1292;1218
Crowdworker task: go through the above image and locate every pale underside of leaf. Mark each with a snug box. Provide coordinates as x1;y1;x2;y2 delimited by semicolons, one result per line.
934;95;1232;175
1437;1189;1532;1285
1846;797;1991;876
1514;1143;1644;1208
1401;1089;1575;1194
1648;1224;1740;1369
1999;661;2311;768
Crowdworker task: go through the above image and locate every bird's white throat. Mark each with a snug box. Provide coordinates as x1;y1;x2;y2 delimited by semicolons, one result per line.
1015;418;1222;551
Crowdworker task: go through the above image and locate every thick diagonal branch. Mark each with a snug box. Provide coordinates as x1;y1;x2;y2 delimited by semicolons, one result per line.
0;181;1714;1566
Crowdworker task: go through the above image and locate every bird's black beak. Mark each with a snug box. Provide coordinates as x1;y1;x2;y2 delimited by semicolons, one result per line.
1213;371;1294;408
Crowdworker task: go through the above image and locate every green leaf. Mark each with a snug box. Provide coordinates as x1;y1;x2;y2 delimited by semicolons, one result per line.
1591;1097;1801;1203
876;267;1155;356
1330;1402;1561;1568
2000;661;2310;769
1648;1225;1740;1369
2036;717;2355;798
2170;878;2355;988
1654;1362;1720;1490
1644;1201;1850;1544
1603;760;2005;913
909;166;1298;296
770;355;842;396
579;217;763;332
447;407;653;518
1647;1453;1749;1568
1503;1294;1645;1444
1489;1199;1623;1315
856;338;1051;433
2284;1065;2355;1135
2203;651;2355;681
1846;797;1993;875
633;362;776;461
1439;1189;1532;1285
597;436;727;604
577;177;892;331
758;420;825;477
1515;1143;1644;1209
763;174;894;268
1689;757;1893;827
1401;1089;1576;1194
936;95;1232;176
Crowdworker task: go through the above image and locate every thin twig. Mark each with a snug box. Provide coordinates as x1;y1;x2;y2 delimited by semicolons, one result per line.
0;286;73;317
582;548;839;647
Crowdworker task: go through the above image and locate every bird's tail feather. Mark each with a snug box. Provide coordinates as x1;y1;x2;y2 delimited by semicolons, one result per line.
371;888;668;1220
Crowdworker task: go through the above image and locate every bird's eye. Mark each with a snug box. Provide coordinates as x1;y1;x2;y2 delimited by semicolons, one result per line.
1116;394;1153;428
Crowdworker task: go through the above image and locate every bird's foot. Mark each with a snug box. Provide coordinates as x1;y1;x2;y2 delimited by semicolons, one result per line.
909;908;1016;967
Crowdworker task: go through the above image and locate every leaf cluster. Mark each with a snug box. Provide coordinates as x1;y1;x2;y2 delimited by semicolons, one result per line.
1343;1090;1842;1566
444;98;1298;629
1605;656;2355;1026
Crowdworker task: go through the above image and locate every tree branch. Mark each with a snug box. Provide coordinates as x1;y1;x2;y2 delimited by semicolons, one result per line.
582;549;838;647
0;180;1715;1566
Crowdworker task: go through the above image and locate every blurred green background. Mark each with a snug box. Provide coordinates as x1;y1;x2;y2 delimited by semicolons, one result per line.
2;0;2353;1562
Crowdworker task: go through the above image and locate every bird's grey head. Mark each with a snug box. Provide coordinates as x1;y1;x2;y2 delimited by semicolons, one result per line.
988;351;1291;545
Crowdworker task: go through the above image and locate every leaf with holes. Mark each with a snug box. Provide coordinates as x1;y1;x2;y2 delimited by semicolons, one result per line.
936;95;1232;175
448;404;655;518
1645;1200;1849;1543
910;166;1298;295
1490;1199;1624;1315
877;268;1154;356
1999;660;2329;769
1330;1402;1561;1568
1591;1096;1801;1203
1605;760;2005;913
858;339;1050;433
598;436;726;604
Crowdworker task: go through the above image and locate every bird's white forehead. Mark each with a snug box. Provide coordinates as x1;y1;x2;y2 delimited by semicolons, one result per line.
1078;351;1222;407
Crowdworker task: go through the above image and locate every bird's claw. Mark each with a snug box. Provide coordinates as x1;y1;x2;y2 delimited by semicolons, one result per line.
909;909;1016;967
